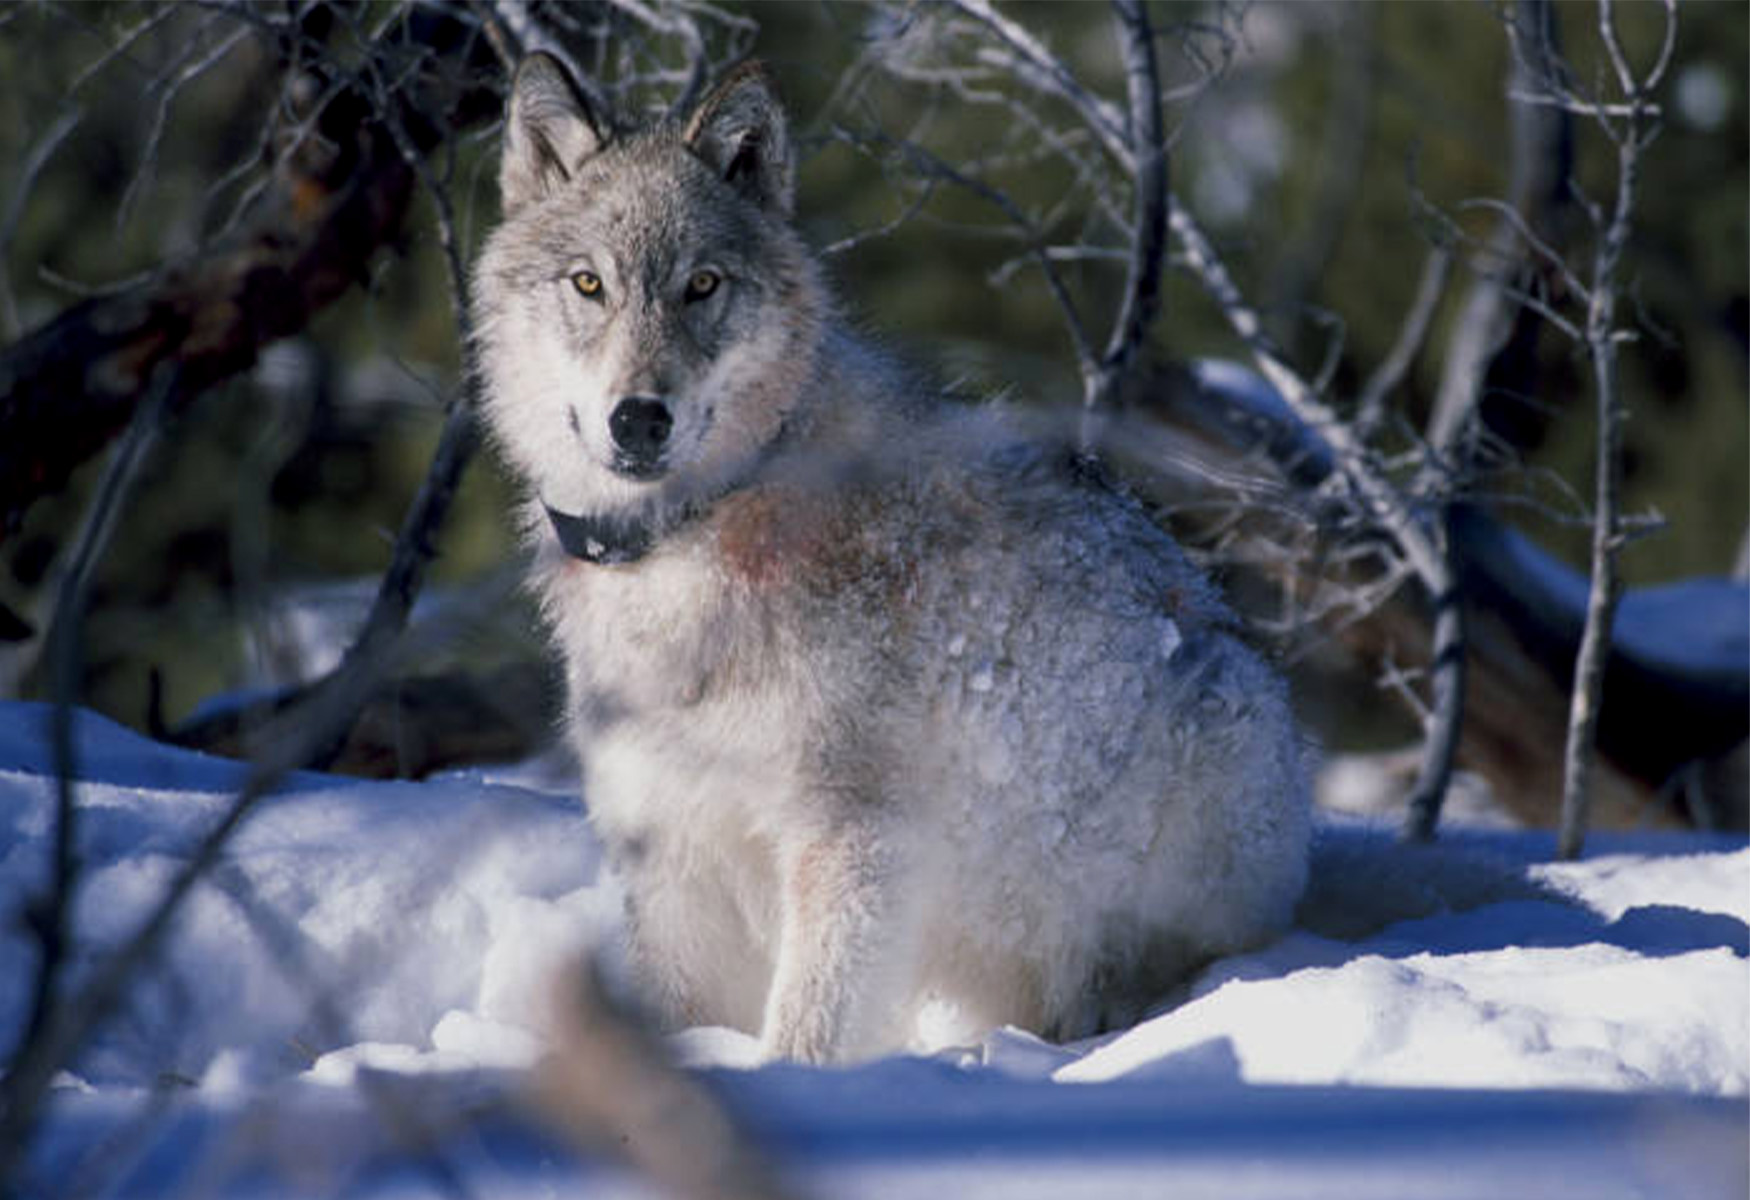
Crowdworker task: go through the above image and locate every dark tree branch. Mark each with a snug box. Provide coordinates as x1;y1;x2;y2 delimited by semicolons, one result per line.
0;9;500;542
0;581;432;1183
302;382;482;773
1082;0;1168;451
0;98;403;538
296;10;497;771
0;7;509;1175
15;365;175;1076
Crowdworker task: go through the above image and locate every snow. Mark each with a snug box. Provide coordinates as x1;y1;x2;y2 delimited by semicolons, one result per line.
2;699;1746;1197
1450;503;1750;688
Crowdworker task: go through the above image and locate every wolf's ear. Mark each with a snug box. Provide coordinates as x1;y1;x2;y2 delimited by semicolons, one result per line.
684;62;794;216
501;53;606;212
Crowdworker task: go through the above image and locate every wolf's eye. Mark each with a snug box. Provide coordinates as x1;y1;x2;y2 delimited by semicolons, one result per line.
572;271;603;300
685;269;721;302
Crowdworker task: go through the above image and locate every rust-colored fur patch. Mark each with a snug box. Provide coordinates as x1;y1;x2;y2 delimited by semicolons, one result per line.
713;484;919;606
715;487;817;589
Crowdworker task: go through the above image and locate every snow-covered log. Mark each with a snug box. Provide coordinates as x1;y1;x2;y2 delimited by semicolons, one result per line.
1135;358;1748;830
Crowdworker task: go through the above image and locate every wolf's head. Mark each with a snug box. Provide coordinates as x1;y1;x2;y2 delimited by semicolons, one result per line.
473;55;827;543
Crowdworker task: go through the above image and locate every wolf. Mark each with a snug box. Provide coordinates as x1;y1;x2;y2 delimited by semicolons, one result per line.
471;53;1311;1063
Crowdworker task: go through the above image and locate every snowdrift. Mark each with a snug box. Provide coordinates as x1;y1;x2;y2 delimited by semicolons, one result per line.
2;701;1744;1198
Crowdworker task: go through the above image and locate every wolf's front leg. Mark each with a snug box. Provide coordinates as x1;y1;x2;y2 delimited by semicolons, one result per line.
759;829;913;1063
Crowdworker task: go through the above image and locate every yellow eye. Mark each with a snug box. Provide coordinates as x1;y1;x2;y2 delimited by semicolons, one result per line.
685;269;721;301
572;270;603;299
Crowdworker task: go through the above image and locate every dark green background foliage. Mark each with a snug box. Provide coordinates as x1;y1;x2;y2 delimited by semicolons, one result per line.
0;1;1743;742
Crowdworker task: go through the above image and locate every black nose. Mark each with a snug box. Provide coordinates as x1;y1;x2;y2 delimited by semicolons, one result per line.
608;397;673;472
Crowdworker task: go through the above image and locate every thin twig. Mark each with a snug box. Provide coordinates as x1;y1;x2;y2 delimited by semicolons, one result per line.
115;20;253;234
1082;0;1168;452
1356;245;1451;435
605;0;709;115
1454;197;1590;303
0;107;82;340
1557;0;1674;859
830;125;1100;394
944;0;1134;170
65;4;177;94
0;589;417;1185
1168;195;1467;838
1426;0;1570;461
493;0;607;116
298;23;488;769
0;5;511;1170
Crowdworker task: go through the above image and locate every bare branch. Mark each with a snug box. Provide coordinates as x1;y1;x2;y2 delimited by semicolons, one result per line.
1454;197;1590;303
0;106;81;341
1427;0;1571;462
0;548;526;1178
1558;0;1674;859
606;0;710;115
14;364;175;1088
829;124;1101;395
0;7;500;541
1356;245;1452;435
821;171;941;258
1599;0;1677;97
114;19;253;235
66;4;178;94
491;0;604;115
1168;196;1467;837
1083;0;1168;449
536;961;804;1200
1505;89;1660;121
944;0;1134;170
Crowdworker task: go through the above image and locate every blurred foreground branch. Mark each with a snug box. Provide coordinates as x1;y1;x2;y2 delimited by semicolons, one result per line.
18;365;175;1085
0;600;417;1183
536;961;805;1200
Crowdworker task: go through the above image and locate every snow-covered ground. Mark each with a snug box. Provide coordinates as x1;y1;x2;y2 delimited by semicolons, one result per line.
2;700;1745;1198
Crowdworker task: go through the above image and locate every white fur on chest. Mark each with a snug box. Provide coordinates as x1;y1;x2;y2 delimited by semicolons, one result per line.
536;547;808;841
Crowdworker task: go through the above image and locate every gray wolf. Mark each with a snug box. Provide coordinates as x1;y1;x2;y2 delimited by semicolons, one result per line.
471;53;1311;1063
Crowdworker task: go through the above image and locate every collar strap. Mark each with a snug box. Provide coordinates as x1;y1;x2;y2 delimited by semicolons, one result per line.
544;504;657;564
545;416;798;565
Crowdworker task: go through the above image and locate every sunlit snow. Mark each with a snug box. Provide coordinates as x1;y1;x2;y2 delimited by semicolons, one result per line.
2;701;1744;1198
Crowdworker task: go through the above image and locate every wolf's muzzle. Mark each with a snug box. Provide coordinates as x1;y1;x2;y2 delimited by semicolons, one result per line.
608;397;673;479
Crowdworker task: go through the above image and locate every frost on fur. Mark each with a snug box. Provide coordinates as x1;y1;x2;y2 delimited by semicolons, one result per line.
471;56;1313;1063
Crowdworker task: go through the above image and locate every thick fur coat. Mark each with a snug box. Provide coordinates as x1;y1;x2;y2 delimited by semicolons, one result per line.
471;55;1311;1062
